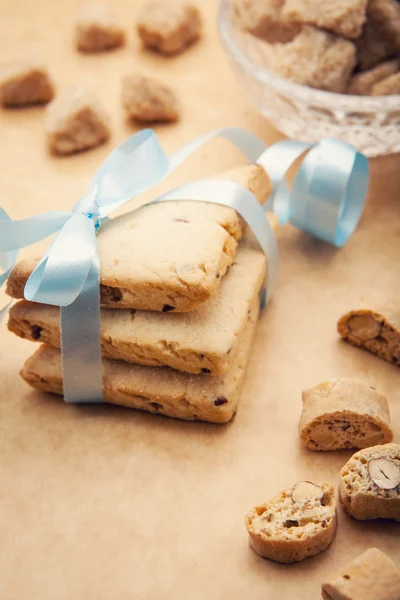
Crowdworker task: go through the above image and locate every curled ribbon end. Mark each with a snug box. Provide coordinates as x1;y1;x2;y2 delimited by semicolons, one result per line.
287;139;369;247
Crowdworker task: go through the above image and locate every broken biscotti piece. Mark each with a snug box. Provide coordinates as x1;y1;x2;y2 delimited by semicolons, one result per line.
348;60;399;95
137;0;201;56
75;2;125;52
245;481;337;563
339;443;400;521
45;85;110;155
232;0;300;44
8;242;266;375
372;72;400;96
337;306;400;367
300;379;393;452
282;0;368;40
356;0;400;70
6;163;272;312
262;26;356;93
122;74;179;123
20;297;259;424
322;548;400;600
0;55;54;107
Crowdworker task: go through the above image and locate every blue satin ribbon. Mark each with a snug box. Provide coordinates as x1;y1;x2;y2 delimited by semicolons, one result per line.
0;128;369;404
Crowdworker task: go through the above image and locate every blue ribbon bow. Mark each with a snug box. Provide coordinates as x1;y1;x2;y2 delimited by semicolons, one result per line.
0;128;369;404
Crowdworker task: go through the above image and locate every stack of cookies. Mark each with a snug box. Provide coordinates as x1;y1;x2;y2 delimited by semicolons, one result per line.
6;164;274;423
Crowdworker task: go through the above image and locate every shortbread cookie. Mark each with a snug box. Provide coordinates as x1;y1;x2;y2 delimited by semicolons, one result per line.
0;55;54;107
122;74;179;123
348;60;399;95
233;0;300;44
20;296;259;423
356;0;400;70
262;26;356;93
300;379;393;452
8;242;265;375
322;548;400;600
137;0;201;56
245;481;337;563
6;164;273;312
283;0;368;39
339;444;400;521
45;85;110;155
372;72;400;96
75;2;125;52
337;306;400;367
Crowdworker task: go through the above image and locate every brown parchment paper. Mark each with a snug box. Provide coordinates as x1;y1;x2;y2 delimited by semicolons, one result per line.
0;1;400;598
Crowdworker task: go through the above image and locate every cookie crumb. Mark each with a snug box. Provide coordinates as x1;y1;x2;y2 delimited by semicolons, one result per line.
233;0;300;44
137;0;202;56
0;54;54;108
45;84;110;155
283;0;368;39
75;2;125;52
261;26;356;93
122;74;179;123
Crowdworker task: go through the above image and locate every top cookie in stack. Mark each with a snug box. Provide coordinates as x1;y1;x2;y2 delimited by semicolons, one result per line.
7;164;271;313
7;164;275;423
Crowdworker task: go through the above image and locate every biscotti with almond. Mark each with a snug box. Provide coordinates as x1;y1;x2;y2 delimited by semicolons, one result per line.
339;444;400;521
245;481;337;563
337;305;400;367
300;378;393;451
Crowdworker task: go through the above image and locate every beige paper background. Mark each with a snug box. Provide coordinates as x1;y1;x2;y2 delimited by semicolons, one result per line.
0;1;399;598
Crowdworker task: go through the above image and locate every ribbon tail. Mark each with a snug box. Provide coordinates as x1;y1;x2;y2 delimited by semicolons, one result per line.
61;254;103;404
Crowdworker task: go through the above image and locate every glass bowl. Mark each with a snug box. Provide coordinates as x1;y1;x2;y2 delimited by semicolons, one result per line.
218;0;400;157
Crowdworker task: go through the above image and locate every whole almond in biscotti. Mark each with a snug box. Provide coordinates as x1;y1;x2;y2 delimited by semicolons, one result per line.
261;26;356;93
122;74;179;123
75;2;125;52
300;379;393;452
356;0;400;70
136;0;201;56
245;481;337;563
282;0;368;39
348;60;399;95
339;443;400;521
0;54;54;107
322;547;400;600
45;84;110;155
232;0;300;44
337;305;400;367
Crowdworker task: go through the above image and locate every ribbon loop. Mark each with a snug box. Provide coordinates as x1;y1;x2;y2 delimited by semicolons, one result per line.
0;129;369;405
258;138;368;247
